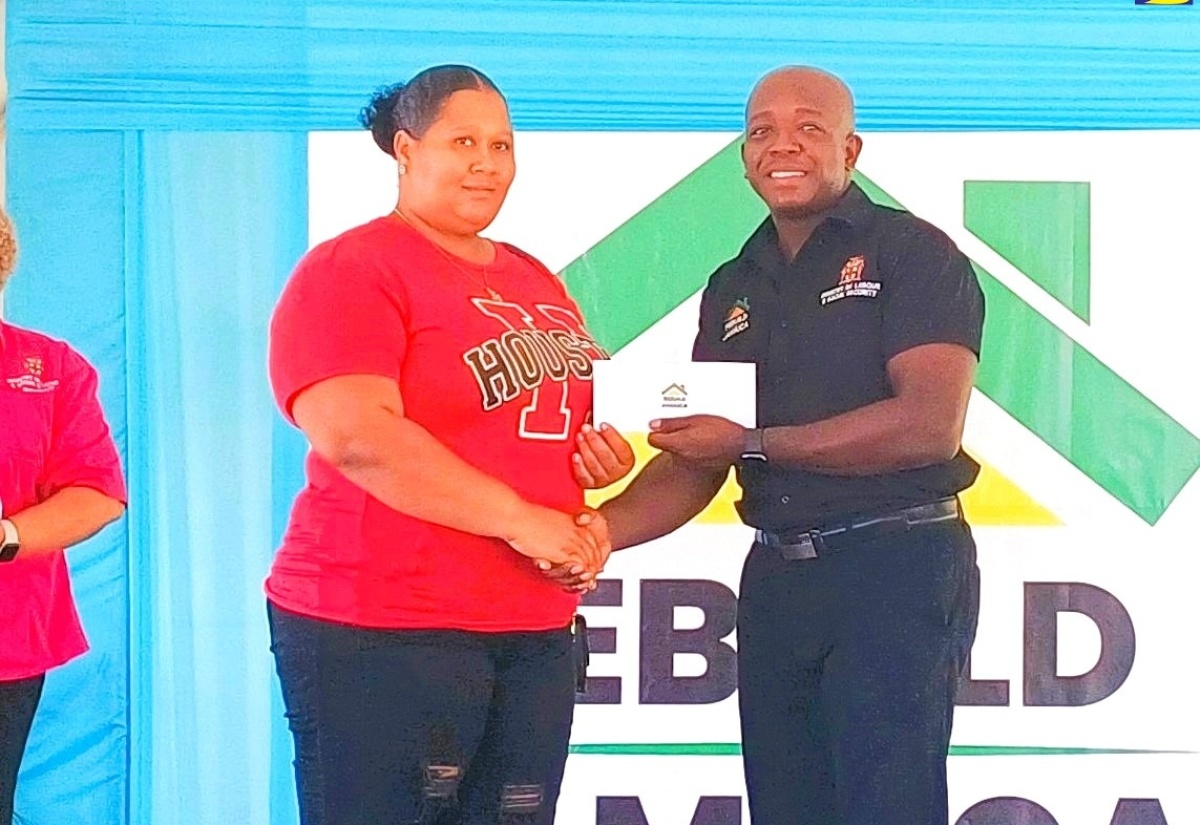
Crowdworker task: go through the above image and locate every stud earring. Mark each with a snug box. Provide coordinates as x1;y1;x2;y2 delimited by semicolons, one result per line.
398;162;408;175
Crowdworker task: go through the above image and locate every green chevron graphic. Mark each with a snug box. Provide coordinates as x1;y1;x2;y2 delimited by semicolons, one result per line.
563;142;765;351
964;181;1091;323
561;140;1200;525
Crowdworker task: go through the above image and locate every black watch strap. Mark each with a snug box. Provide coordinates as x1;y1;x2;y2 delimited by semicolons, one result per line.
740;427;767;463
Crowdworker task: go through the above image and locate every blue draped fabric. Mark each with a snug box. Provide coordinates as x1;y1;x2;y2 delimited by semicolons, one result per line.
5;131;308;825
4;2;1199;824
120;133;309;825
8;1;1200;132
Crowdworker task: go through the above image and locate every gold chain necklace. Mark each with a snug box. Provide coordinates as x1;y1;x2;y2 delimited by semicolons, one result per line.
391;207;502;301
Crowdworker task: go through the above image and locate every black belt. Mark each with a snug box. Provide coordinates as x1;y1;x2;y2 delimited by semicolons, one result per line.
754;498;960;560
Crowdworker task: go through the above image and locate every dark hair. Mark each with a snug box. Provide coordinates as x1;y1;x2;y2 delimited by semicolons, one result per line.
360;64;503;156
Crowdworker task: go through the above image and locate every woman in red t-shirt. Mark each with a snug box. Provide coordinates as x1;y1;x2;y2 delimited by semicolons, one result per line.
266;65;632;825
0;208;127;825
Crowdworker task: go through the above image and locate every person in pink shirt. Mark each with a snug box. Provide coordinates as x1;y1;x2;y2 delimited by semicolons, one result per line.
0;207;127;825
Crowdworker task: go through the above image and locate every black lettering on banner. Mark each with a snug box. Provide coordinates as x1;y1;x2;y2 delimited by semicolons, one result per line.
956;652;1011;706
955;797;1059;825
463;340;519;410
954;798;1171;825
587;796;1175;825
575;578;1135;708
596;797;742;825
1110;799;1170;825
1024;583;1136;706
578;579;623;705
501;329;545;390
639;580;737;705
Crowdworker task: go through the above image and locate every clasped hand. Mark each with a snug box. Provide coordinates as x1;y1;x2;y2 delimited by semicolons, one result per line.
519;420;634;593
505;504;611;593
530;416;745;592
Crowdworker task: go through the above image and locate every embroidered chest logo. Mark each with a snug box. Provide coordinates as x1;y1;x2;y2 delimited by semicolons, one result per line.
6;355;59;393
722;298;751;341
820;255;882;306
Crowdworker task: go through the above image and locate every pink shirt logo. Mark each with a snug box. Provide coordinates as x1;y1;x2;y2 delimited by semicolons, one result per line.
6;354;60;393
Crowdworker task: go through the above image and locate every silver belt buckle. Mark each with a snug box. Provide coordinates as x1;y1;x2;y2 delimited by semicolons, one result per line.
780;531;821;561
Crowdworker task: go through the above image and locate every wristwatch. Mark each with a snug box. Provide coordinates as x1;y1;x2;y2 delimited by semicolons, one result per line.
0;518;20;562
740;427;768;463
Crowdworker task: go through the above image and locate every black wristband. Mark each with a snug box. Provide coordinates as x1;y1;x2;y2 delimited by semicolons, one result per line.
740;427;767;463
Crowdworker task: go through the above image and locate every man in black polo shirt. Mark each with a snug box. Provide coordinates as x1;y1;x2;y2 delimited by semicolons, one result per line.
576;66;984;824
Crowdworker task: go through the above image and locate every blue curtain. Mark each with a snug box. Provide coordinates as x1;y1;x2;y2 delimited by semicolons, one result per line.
8;1;1200;133
5;3;1199;824
6;131;308;825
121;133;309;825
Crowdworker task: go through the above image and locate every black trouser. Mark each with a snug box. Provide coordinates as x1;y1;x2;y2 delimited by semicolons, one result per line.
737;516;980;825
0;674;45;825
268;602;576;825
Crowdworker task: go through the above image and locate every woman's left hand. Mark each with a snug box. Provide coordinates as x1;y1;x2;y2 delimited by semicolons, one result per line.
535;507;612;592
572;423;636;489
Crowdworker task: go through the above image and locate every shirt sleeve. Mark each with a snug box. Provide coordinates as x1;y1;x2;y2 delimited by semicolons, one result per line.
41;348;127;504
880;218;985;360
268;239;410;422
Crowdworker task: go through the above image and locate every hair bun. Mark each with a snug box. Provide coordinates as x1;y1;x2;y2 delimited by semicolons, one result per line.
359;66;501;157
360;82;406;156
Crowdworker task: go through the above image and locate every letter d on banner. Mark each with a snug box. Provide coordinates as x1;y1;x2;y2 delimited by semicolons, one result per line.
1024;582;1136;706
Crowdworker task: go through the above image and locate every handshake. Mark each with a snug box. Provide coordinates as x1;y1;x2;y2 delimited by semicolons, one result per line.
504;503;613;594
503;421;631;593
504;414;747;593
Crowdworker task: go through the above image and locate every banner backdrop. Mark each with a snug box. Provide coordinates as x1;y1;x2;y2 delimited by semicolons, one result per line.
309;129;1200;823
5;3;1200;824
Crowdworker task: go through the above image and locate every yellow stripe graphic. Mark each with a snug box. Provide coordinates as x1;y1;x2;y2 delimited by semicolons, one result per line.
961;453;1060;525
586;435;1059;526
584;434;741;523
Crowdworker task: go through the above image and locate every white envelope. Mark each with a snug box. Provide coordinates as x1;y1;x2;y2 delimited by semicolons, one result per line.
591;359;756;431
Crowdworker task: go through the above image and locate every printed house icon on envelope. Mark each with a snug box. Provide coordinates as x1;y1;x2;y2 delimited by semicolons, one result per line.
661;384;688;408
